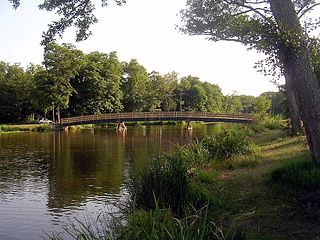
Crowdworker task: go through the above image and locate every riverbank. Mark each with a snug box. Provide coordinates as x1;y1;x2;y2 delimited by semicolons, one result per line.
48;124;319;240
121;128;315;240
0;124;51;133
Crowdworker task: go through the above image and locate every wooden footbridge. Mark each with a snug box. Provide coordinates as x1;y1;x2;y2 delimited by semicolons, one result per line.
58;112;254;130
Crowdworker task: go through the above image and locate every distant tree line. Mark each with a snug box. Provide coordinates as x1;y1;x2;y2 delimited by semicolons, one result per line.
0;43;285;123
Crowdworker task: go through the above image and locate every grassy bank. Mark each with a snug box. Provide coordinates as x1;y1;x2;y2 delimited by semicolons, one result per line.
0;124;52;133
48;123;320;240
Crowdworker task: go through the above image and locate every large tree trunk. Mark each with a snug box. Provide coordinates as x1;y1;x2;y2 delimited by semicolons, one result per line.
269;0;320;164
283;69;302;135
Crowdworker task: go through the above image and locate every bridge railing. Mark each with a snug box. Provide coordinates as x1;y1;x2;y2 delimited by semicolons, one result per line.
60;112;254;125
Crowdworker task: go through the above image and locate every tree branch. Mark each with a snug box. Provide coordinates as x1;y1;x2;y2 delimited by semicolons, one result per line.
298;3;320;19
225;0;273;24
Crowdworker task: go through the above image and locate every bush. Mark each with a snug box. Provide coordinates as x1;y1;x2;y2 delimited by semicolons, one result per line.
0;125;28;132
249;124;265;134
173;141;210;167
262;116;287;130
202;129;257;160
131;155;191;214
269;159;320;190
32;125;51;132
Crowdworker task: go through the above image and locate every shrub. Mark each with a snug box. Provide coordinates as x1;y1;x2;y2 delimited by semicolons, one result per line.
0;125;28;132
32;125;51;132
131;155;191;214
202;129;257;160
173;141;210;167
262;116;287;130
249;124;265;134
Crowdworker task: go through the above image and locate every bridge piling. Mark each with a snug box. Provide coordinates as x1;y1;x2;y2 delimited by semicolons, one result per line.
185;121;192;130
116;122;127;131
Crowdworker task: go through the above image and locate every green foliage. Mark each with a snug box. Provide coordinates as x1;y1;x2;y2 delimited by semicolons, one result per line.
131;129;258;216
0;41;285;123
122;59;150;112
249;124;266;134
197;170;219;184
260;91;286;116
120;208;176;240
202;129;257;160
0;125;28;132
132;155;191;214
68;51;123;115
173;141;210;167
41;43;84;110
223;94;243;113
178;76;223;112
269;159;320;191
253;95;271;119
32;125;52;132
0;62;35;123
202;82;224;113
238;95;255;114
47;206;236;240
149;71;178;111
262;116;287;130
119;206;219;240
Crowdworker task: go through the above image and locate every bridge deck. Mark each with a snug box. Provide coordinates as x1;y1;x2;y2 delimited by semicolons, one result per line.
60;112;254;126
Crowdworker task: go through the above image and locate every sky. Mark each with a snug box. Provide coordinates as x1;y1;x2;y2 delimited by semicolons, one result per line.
0;0;279;96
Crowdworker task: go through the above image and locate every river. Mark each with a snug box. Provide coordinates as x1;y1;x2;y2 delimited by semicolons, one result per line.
0;124;236;240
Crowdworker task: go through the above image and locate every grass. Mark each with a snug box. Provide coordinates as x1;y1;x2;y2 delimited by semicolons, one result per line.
131;154;191;215
118;207;216;240
203;130;320;240
0;124;51;133
269;157;320;191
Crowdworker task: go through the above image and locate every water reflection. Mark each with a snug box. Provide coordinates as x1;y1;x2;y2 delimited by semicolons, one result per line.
0;124;240;239
48;131;125;210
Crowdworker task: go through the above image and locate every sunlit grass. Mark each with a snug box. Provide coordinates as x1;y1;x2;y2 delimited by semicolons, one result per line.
0;124;48;133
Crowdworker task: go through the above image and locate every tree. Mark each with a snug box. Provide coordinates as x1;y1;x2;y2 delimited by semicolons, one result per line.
180;0;315;133
181;0;320;164
35;43;84;121
268;0;320;162
253;95;271;119
149;71;179;111
223;93;243;113
180;76;208;111
122;59;150;112
201;82;224;112
9;0;126;45
0;62;35;123
260;91;286;116
239;95;255;114
68;51;123;116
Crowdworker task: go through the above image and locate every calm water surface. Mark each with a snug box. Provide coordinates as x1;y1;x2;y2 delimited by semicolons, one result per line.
0;124;235;240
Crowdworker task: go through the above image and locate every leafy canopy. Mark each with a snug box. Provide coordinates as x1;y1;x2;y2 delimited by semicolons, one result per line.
9;0;126;45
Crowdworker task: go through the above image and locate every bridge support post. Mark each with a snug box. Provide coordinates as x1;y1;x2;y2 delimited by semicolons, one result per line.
116;122;127;131
185;121;192;130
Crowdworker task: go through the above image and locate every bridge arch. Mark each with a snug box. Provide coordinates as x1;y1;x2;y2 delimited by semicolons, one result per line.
59;111;255;127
